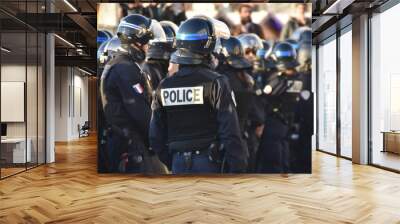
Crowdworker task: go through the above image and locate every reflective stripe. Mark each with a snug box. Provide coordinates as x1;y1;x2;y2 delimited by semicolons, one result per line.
176;33;209;40
256;49;266;57
119;21;144;31
275;51;294;57
97;36;108;43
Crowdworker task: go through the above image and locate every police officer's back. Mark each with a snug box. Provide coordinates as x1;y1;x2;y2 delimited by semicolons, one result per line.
150;16;248;174
100;14;166;173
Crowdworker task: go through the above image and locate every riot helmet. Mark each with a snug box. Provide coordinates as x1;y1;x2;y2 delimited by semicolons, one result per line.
97;30;112;46
117;14;164;61
254;40;276;71
97;39;109;67
117;14;155;46
272;41;299;71
214;37;252;69
160;20;178;50
103;36;121;62
285;38;300;52
291;26;311;44
237;33;263;55
237;33;263;63
296;41;311;72
171;16;230;65
145;20;173;61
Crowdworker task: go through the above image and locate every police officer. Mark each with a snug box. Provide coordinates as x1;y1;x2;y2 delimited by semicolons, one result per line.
291;26;311;45
97;30;113;46
97;38;110;173
98;36;122;172
98;36;121;74
150;16;248;174
293;26;312;72
214;37;255;131
257;42;311;174
98;38;110;76
214;36;260;172
97;31;114;77
103;36;122;63
285;38;300;52
237;33;264;66
292;37;312;173
253;40;276;88
141;20;178;89
237;33;265;170
161;21;179;76
100;14;167;173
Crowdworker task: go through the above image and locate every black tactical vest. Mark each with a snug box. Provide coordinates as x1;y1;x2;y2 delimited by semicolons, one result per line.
158;66;219;151
264;72;306;125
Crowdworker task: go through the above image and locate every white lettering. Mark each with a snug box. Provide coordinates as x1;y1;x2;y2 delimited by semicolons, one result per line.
161;86;204;106
286;80;303;93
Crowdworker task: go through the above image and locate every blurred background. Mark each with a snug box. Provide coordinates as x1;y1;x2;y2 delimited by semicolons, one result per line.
97;3;311;41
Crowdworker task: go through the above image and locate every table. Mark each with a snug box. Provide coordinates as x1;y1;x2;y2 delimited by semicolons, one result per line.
1;138;31;164
382;131;400;154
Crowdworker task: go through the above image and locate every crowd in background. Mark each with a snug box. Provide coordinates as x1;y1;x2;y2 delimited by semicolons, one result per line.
99;3;311;42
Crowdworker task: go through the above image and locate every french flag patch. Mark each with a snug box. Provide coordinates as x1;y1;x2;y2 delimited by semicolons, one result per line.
133;83;144;94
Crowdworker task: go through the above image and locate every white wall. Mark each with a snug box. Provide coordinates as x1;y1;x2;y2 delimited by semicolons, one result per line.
54;67;89;141
1;63;46;164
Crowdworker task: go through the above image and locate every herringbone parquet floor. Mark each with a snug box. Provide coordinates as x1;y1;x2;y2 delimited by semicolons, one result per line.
1;135;400;224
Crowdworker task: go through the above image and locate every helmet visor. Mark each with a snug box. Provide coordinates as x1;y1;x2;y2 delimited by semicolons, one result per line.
161;21;178;42
149;19;167;44
104;36;121;55
211;18;230;40
191;16;231;40
238;34;263;53
117;20;149;39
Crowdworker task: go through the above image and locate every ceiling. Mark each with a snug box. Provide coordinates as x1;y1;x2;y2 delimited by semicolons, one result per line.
312;0;391;44
0;0;97;74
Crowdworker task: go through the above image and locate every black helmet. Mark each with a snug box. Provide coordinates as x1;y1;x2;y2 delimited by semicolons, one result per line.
214;37;252;69
255;40;276;71
237;33;263;55
291;26;312;44
145;20;173;61
272;42;299;71
98;36;121;66
146;20;177;61
285;38;300;52
171;16;230;65
117;14;154;45
97;30;112;46
104;36;121;62
297;41;311;72
160;20;178;50
97;39;109;67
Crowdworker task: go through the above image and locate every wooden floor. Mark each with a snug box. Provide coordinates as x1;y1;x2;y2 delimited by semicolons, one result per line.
1;135;400;224
372;150;400;171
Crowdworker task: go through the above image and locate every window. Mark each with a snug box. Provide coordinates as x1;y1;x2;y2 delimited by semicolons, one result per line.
317;36;337;154
370;3;400;171
0;1;46;179
339;27;352;158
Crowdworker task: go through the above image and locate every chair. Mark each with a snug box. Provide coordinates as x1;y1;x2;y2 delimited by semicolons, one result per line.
79;121;90;138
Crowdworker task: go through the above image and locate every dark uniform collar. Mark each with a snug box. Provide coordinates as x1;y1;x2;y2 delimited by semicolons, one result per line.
177;64;211;76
